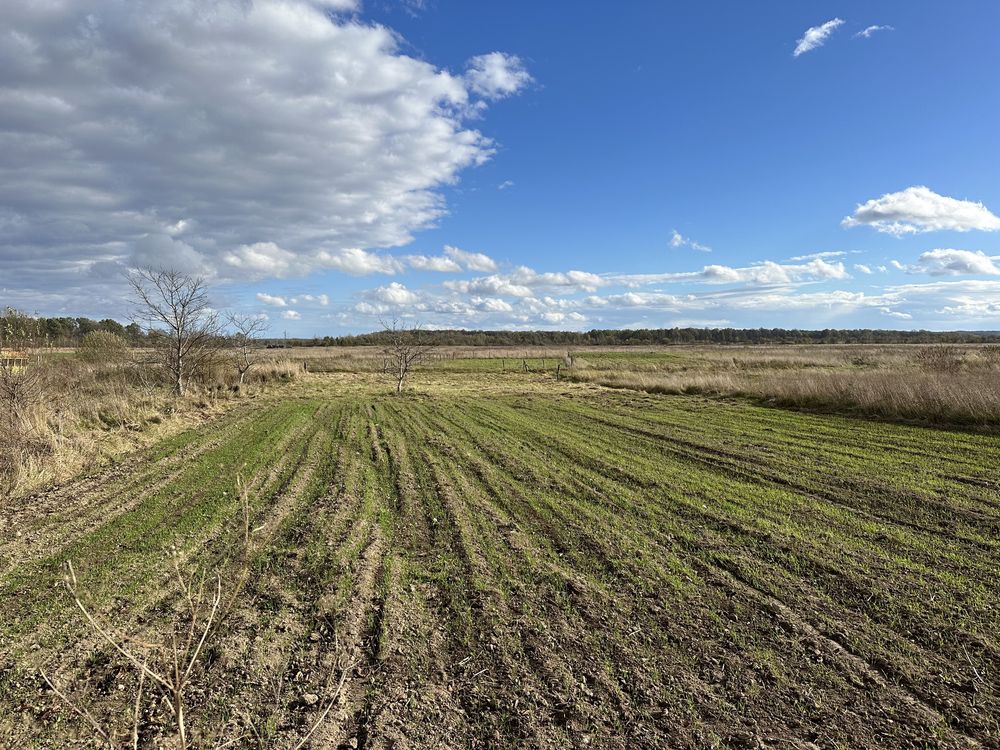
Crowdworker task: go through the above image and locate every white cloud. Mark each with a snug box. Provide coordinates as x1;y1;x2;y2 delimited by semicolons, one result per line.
281;310;301;320
465;53;533;100
886;280;1000;320
256;293;288;308
406;254;463;272
444;245;498;272
296;294;330;306
0;0;529;299
788;251;847;261
880;308;912;320
497;180;515;190
905;249;1000;276
937;298;1000;318
794;18;845;57
854;264;873;274
843;186;1000;235
370;282;420;305
472;297;513;313
224;243;299;278
670;230;712;253
855;25;894;39
610;258;851;287
317;248;405;276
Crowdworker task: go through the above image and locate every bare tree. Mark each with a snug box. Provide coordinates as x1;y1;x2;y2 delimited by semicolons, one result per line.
127;269;222;395
227;313;268;386
380;319;432;394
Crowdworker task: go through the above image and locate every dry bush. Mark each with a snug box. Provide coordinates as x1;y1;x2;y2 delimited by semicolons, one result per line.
977;345;1000;368
914;345;965;373
78;331;130;366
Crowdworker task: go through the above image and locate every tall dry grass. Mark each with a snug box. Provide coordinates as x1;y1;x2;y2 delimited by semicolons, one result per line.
570;345;1000;427
0;352;304;499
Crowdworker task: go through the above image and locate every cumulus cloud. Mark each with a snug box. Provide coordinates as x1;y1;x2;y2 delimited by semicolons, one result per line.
842;186;1000;235
0;0;529;303
370;282;420;305
854;264;873;274
904;249;1000;276
444;245;498;272
794;18;845;57
281;310;301;320
465;53;533;100
406;254;463;273
256;293;288;308
293;294;330;306
443;264;608;298
669;230;712;253
855;25;894;39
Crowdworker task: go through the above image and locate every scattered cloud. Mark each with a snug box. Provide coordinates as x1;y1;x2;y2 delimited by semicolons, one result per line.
443;245;499;272
406;254;463;273
465;52;533;100
295;294;330;306
497;180;515;190
281;310;301;320
256;293;288;308
788;251;847;262
609;258;851;287
854;264;873;274
794;18;845;57
855;25;894;39
669;230;712;253
880;307;912;319
446;266;607;297
369;282;420;305
902;249;1000;276
843;186;1000;235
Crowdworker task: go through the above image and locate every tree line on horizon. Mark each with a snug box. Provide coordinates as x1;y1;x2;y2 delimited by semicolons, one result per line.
297;326;1000;347
5;308;1000;349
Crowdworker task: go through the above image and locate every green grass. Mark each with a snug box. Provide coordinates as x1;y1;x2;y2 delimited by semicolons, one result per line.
2;371;997;748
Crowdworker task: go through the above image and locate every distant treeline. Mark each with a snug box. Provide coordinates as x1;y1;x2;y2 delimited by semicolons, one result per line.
294;328;1000;348
1;309;147;346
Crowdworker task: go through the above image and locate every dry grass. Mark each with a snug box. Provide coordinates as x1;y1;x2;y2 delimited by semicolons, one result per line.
568;344;1000;427
0;352;304;499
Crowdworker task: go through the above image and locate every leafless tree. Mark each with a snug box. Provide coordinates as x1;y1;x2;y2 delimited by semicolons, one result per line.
381;319;432;394
127;269;223;395
227;313;269;386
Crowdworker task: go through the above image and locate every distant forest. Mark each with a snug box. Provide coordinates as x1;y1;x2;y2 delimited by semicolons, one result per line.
1;310;147;346
4;308;1000;348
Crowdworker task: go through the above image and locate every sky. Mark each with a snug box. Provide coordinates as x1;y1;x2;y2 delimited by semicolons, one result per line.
2;0;999;335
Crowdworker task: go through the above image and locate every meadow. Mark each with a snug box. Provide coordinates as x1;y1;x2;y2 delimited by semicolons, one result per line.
1;353;998;749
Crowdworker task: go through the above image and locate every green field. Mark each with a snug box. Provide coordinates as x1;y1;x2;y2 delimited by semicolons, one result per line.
2;371;998;749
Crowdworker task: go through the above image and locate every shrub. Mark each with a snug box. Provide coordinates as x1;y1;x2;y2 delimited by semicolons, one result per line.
78;331;130;365
914;345;964;373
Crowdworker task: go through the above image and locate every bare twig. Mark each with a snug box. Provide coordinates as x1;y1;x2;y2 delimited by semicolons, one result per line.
39;668;111;746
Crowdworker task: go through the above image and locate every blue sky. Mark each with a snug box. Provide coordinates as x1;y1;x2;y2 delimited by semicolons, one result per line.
2;0;999;334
